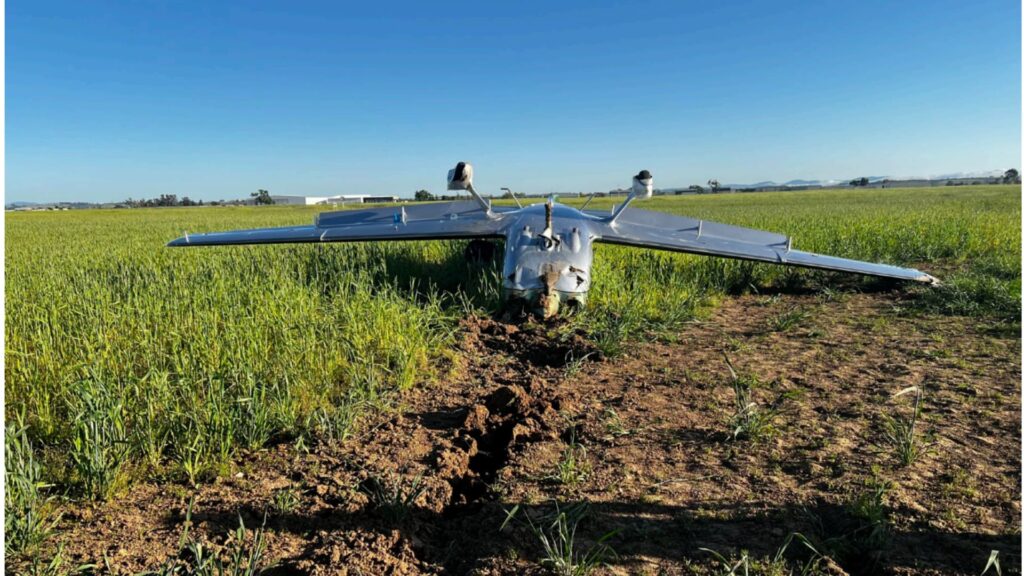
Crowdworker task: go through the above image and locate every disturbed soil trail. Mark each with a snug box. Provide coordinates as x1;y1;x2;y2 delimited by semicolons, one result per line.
50;290;1020;575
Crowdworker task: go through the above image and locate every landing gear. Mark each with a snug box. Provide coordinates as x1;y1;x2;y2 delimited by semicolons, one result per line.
464;239;497;264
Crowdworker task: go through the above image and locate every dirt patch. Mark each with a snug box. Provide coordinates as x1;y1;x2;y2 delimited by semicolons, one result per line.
30;292;1021;575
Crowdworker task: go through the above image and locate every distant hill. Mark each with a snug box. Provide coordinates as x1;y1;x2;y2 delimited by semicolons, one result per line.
719;170;1008;190
6;201;108;210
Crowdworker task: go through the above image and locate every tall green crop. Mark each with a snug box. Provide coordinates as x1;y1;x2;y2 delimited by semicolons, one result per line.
5;185;1019;503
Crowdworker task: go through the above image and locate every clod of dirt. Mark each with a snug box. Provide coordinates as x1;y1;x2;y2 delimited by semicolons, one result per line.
463;404;490;434
293;529;432;575
445;384;562;505
485;385;530;414
462;315;601;368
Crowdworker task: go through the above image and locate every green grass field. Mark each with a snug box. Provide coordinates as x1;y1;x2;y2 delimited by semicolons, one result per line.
4;185;1020;555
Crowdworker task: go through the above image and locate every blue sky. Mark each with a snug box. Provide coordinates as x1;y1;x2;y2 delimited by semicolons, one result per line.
8;0;1021;202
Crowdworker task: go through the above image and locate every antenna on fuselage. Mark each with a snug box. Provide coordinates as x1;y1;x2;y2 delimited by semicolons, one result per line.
538;195;559;249
608;170;653;226
447;162;496;218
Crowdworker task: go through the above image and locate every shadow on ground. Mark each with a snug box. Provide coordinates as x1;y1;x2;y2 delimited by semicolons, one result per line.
181;497;1019;575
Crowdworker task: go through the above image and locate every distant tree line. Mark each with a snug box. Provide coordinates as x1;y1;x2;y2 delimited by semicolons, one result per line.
251;189;275;205
124;190;276;208
412;189;479;202
124;194;203;207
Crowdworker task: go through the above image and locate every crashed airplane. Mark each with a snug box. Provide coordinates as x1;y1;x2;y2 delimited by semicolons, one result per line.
168;162;938;317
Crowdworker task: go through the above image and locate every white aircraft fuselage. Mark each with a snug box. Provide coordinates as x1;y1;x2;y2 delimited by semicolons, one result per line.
500;201;597;316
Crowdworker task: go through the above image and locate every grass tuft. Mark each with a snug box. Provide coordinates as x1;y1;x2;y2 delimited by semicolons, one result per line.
915;271;1021;322
881;385;928;467
143;501;268;576
768;306;811;332
5;412;57;556
550;432;591;487
699;532;824;575
502;502;616;576
360;473;425;523
723;356;776;442
68;377;130;500
271;487;300;514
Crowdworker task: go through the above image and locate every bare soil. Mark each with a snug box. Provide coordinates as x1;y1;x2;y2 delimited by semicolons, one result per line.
39;290;1022;575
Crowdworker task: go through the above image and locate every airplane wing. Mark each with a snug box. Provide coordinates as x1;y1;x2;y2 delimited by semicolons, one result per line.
587;207;938;283
167;201;513;247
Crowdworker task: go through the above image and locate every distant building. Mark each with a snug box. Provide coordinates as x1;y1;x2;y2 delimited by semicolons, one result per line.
939;176;1002;186
865;179;933;188
269;195;401;205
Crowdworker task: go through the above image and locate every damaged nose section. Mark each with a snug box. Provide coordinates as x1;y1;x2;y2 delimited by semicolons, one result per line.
506;263;589;319
537;266;563;319
501;203;594;319
535;293;587;319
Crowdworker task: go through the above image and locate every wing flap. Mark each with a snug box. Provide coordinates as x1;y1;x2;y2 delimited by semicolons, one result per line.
585;207;788;247
592;208;937;284
168;201;509;247
315;200;514;227
780;250;938;283
168;225;322;246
